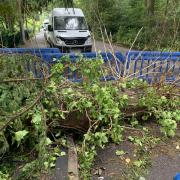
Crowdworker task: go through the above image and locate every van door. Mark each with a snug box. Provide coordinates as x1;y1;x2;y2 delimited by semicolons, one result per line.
48;16;56;46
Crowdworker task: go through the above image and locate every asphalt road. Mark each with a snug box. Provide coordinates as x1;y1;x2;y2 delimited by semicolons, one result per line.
22;31;48;48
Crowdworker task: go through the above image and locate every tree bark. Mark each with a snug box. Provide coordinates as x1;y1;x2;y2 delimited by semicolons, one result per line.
147;0;155;16
144;0;148;8
17;0;26;44
164;0;169;16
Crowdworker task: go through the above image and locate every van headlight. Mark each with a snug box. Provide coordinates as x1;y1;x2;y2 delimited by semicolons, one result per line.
85;37;92;45
56;37;64;45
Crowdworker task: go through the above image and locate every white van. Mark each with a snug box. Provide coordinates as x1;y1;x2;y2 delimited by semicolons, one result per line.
47;8;92;53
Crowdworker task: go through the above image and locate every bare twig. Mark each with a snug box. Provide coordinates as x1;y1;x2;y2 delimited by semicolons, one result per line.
123;27;143;77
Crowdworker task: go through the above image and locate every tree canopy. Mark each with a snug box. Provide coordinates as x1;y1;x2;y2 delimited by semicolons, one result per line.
0;0;74;46
77;0;180;50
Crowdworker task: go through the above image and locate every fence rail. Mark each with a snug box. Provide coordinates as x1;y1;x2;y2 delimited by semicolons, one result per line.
0;48;179;84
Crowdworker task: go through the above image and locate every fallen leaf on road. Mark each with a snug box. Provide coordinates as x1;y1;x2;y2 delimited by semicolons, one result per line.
125;158;131;164
176;145;180;150
116;150;125;156
139;176;146;180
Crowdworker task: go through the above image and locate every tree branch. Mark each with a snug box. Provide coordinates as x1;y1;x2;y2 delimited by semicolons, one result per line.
0;89;44;132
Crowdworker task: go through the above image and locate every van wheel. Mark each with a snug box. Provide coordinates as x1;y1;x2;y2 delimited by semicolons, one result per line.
47;42;52;48
49;43;54;48
47;43;51;48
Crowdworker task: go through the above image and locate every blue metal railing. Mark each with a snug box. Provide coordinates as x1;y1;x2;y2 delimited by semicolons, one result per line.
0;48;179;84
0;48;60;54
125;51;180;83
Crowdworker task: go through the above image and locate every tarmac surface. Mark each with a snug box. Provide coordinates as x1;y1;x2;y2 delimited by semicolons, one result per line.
93;123;180;180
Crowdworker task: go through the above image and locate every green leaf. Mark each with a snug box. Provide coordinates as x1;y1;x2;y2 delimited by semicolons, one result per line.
14;130;28;145
122;94;128;100
50;162;55;168
121;83;126;89
115;150;125;156
133;160;144;167
60;151;66;156
45;138;52;145
128;136;134;142
44;161;49;169
32;112;42;129
86;101;92;108
84;134;91;141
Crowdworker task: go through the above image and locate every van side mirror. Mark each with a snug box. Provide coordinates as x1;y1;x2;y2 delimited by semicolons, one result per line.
48;25;53;31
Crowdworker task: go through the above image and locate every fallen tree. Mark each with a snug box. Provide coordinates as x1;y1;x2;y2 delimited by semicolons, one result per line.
0;54;179;179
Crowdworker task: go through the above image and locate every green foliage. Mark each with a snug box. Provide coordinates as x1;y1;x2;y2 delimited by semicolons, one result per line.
48;57;179;178
0;54;42;156
14;130;29;146
0;54;179;179
32;111;42;131
0;31;21;48
77;0;180;50
0;55;47;179
0;132;9;155
126;130;160;179
138;86;180;137
158;110;180;137
0;0;74;47
0;171;11;180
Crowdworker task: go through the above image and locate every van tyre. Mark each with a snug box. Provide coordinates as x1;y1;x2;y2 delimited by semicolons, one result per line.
49;43;54;48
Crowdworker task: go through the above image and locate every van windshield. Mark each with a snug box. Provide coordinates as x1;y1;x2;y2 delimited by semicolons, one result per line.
54;16;88;30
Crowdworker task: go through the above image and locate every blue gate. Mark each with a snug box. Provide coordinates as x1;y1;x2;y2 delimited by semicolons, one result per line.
0;48;179;84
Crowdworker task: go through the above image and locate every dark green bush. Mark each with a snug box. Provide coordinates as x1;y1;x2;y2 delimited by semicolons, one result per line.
0;29;31;48
1;31;21;48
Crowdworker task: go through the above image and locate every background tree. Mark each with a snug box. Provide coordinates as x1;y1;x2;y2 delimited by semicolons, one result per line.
77;0;179;50
0;0;75;46
0;0;179;50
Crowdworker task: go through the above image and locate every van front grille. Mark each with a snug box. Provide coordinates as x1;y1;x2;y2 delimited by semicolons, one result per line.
64;39;86;45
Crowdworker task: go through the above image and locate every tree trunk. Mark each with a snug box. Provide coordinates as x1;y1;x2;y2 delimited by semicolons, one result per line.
144;0;148;8
164;0;169;16
147;0;155;16
8;17;15;32
17;0;26;44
